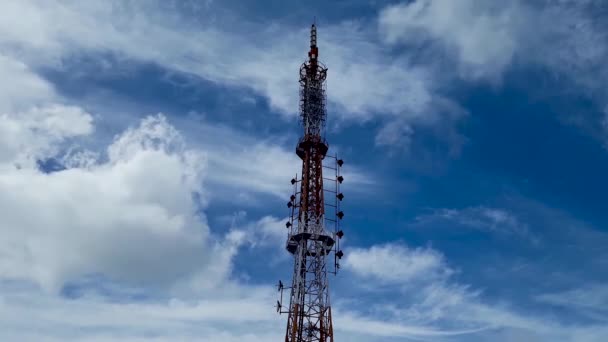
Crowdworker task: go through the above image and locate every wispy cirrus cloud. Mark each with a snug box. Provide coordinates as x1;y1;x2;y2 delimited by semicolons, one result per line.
344;243;450;285
341;241;608;341
0;0;466;151
166;114;374;203
379;0;608;142
537;284;608;321
414;206;533;239
379;0;525;82
0;280;283;342
379;0;608;87
0;0;431;119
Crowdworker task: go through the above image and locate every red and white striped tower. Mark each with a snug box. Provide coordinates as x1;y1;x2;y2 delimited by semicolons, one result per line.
277;23;345;342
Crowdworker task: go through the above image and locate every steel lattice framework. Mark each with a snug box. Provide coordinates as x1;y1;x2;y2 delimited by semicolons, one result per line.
277;23;345;342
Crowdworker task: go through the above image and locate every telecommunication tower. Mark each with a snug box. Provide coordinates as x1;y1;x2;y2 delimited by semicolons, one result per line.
276;23;345;342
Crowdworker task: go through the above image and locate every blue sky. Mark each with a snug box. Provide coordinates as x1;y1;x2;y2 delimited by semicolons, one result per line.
1;0;608;341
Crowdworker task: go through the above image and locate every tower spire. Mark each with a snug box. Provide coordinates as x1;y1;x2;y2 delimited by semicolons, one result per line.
277;23;345;342
310;23;317;49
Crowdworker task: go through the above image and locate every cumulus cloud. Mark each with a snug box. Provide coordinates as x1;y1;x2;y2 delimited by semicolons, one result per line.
0;53;93;168
0;113;215;292
0;104;93;168
0;35;298;297
0;104;287;339
0;58;266;297
0;89;304;339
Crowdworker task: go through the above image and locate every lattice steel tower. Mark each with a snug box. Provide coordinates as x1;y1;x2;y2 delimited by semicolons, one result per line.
276;23;345;342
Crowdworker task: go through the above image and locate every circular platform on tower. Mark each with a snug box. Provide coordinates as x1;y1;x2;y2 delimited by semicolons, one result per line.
286;232;335;255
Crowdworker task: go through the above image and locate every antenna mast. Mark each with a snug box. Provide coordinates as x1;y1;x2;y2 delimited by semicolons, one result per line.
277;23;345;342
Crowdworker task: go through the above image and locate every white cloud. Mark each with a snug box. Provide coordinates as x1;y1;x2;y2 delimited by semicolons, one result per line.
0;104;93;168
0;106;287;339
0;91;301;339
0;29;255;296
0;112;217;292
533;1;608;92
341;241;608;341
0;54;55;112
374;121;414;149
378;0;608;96
379;0;608;143
4;0;606;151
343;243;480;330
0;278;494;342
0;74;290;341
3;2;607;340
0;0;466;154
415;206;532;239
0;1;424;118
204;137;300;199
0;53;93;168
0;281;283;342
344;243;449;284
239;215;288;249
537;284;608;321
337;311;487;338
379;0;524;81
170;116;374;202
